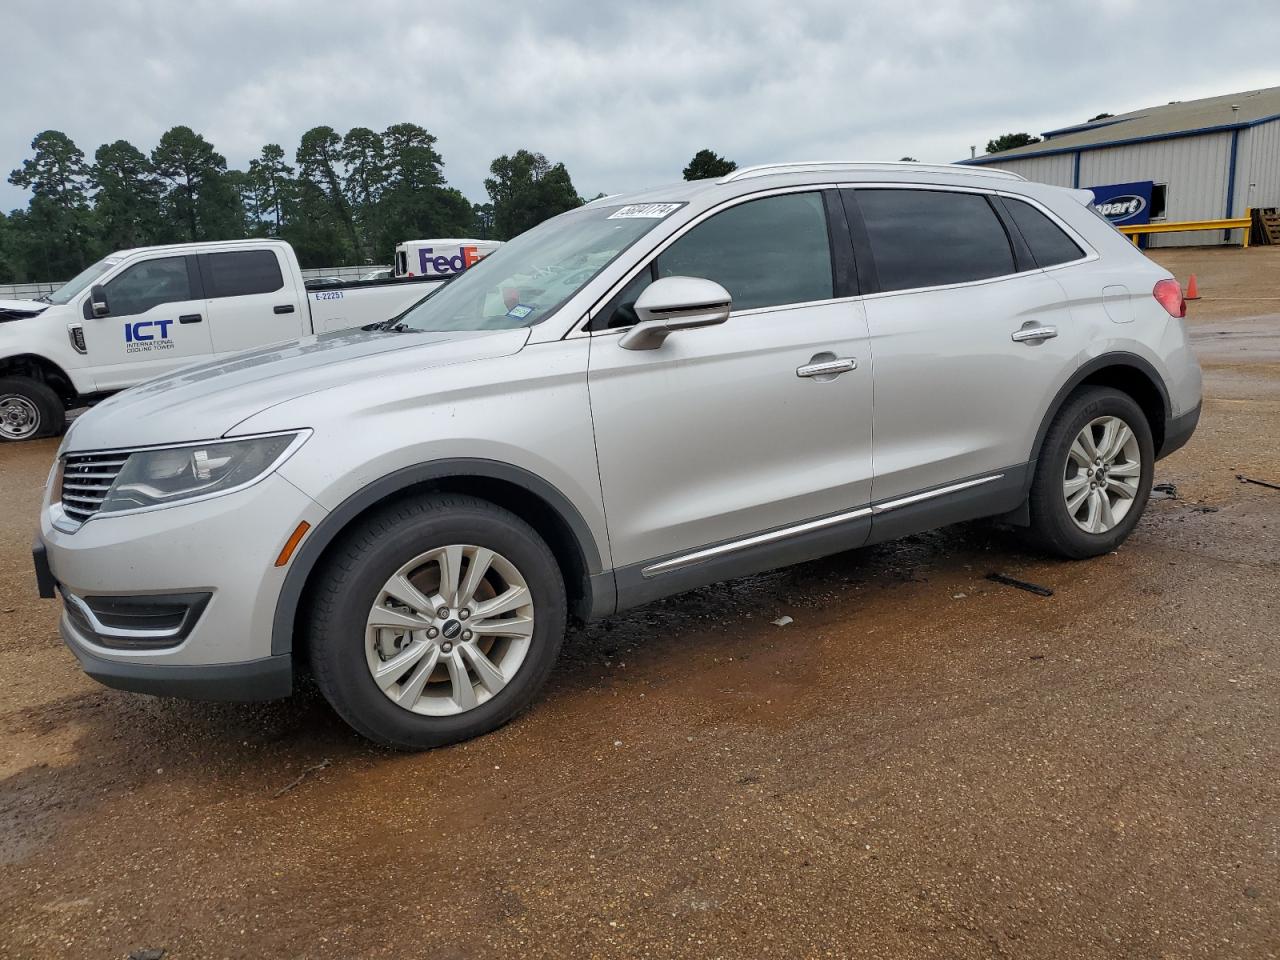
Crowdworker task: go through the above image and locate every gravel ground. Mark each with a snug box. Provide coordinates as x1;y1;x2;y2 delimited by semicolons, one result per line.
1;246;1277;959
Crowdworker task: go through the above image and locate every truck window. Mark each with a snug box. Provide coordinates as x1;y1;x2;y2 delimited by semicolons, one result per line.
203;250;285;298
104;257;195;316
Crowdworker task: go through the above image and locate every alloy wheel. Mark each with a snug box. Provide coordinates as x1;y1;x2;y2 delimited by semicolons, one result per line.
365;544;535;716
1063;415;1142;534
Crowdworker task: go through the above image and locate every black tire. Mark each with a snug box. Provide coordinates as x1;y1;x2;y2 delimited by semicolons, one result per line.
1025;386;1154;559
307;494;567;750
0;376;65;442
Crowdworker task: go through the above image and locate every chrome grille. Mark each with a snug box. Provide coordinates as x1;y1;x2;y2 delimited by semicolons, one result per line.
59;452;129;524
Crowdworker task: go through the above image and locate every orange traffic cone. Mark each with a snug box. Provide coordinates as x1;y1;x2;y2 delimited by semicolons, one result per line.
1185;274;1201;300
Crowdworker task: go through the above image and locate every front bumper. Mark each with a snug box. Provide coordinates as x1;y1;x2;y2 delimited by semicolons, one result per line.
38;471;325;698
61;622;292;700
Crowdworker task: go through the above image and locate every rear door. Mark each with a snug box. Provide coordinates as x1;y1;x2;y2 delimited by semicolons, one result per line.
199;248;306;355
80;254;214;391
844;186;1081;504
587;189;875;585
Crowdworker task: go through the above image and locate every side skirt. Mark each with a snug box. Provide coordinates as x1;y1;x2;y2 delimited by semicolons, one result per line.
612;464;1031;613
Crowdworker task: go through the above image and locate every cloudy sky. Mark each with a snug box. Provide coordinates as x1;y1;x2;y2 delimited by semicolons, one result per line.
4;0;1279;212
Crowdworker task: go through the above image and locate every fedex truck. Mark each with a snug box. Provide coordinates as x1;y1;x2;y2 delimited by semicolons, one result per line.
393;239;502;278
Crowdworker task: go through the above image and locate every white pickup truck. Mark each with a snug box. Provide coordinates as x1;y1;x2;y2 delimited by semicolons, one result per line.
0;239;445;441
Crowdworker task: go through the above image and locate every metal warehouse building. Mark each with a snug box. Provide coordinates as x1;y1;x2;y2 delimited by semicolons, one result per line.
961;86;1280;246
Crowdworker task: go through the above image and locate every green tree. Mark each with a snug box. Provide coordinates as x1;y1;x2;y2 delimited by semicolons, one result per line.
91;140;163;250
296;126;359;259
151;126;241;241
899;156;918;162
1088;112;1115;122
985;132;1041;154
7;130;96;280
682;149;737;181
471;202;495;239
371;123;472;259
485;150;582;240
246;143;295;235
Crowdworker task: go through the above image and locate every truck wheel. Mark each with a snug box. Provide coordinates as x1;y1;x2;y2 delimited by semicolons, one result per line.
0;377;65;442
1025;386;1154;559
307;493;567;750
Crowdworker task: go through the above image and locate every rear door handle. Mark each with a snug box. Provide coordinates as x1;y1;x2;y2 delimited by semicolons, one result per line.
178;313;202;324
1011;325;1057;343
274;304;296;314
797;357;857;378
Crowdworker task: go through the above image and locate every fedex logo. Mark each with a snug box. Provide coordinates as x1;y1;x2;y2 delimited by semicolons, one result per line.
125;319;174;343
418;246;484;276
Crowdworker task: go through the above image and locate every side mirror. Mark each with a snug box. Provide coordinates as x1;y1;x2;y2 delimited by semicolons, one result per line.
88;285;110;318
618;276;732;351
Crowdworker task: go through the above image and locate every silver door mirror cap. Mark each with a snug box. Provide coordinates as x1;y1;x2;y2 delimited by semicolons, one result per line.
619;276;732;351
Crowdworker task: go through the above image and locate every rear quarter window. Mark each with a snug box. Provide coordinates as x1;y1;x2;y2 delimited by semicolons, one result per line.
1005;198;1086;267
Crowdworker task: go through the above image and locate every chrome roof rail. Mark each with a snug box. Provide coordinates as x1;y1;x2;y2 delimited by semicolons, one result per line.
717;161;1027;184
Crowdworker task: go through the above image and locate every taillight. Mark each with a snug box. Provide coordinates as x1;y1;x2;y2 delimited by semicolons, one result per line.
1153;278;1186;318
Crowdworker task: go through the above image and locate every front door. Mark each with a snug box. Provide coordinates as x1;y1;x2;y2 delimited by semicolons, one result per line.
80;254;213;391
587;190;875;585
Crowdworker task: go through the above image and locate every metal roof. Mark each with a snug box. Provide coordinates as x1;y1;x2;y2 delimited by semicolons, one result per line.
964;86;1280;165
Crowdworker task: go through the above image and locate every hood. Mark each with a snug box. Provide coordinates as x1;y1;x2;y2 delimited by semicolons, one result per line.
64;326;531;451
0;299;49;321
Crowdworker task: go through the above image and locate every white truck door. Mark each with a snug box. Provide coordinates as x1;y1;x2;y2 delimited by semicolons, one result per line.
80;253;214;392
200;248;306;355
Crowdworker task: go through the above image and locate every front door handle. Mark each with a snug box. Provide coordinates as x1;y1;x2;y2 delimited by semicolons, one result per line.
178;313;202;324
274;304;296;314
797;357;857;378
1011;325;1057;343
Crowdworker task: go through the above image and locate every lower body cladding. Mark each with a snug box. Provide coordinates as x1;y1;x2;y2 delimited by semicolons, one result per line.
38;472;326;701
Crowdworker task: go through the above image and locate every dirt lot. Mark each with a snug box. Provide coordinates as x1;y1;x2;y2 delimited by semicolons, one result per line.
1;246;1278;959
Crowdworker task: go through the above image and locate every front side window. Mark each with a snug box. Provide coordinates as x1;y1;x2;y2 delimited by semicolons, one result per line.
104;257;194;316
204;250;284;298
855;189;1015;293
1005;198;1084;268
393;204;676;333
596;191;834;328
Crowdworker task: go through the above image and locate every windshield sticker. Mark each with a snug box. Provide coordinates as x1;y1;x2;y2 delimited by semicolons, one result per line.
505;303;535;320
607;203;682;220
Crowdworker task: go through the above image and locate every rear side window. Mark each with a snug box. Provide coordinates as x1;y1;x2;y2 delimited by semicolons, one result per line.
1005;198;1085;267
855;189;1015;293
203;250;284;298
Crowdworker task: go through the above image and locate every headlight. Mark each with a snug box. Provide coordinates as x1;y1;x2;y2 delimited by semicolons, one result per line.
97;432;307;515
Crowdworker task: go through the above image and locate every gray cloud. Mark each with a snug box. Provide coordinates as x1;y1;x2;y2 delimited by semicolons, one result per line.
4;0;1278;211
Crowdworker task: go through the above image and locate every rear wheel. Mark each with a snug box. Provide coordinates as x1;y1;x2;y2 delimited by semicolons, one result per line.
307;494;567;749
1025;387;1154;559
0;376;64;442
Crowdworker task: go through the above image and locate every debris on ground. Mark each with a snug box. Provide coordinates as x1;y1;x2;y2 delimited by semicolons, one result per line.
1236;473;1280;491
1190;504;1220;513
772;616;793;626
272;759;331;798
985;572;1054;597
1152;481;1179;500
128;950;166;960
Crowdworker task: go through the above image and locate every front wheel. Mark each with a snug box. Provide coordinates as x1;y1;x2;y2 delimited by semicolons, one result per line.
1025;387;1154;559
307;494;567;749
0;376;65;442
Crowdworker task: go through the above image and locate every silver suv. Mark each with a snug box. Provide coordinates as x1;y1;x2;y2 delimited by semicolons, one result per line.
34;162;1202;749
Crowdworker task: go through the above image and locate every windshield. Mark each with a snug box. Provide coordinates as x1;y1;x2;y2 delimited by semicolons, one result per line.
392;203;680;332
46;256;121;305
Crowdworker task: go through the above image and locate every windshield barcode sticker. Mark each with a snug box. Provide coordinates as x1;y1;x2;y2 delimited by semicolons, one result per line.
607;203;681;220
